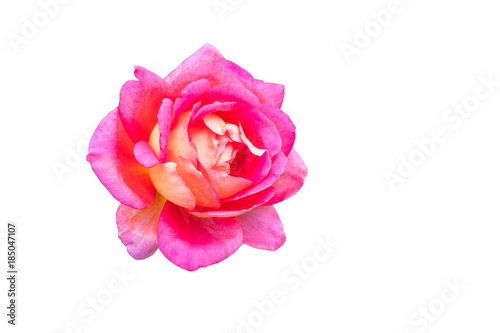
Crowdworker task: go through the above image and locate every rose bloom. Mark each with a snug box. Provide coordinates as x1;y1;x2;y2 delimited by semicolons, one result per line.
87;44;307;271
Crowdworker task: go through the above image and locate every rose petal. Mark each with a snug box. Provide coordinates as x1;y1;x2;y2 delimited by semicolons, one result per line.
219;59;285;108
133;141;160;168
265;149;307;205
173;79;212;123
116;193;166;260
202;113;226;135
213;141;235;171
227;151;287;201
201;114;243;146
237;205;286;251
199;84;259;111
168;114;197;164
188;101;203;124
205;169;253;200
157;98;174;163
190;123;218;170
188;187;275;218
168;62;244;99
260;104;296;156
175;156;221;209
239;123;267;157
119;66;169;143
223;108;282;156
148;162;196;210
230;150;272;184
157;201;243;271
191;101;238;124
165;44;225;85
87;108;155;210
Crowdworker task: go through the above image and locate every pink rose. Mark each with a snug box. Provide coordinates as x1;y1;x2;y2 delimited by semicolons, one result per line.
87;44;307;271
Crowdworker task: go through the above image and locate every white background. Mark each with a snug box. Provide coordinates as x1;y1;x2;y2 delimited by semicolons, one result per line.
1;0;500;332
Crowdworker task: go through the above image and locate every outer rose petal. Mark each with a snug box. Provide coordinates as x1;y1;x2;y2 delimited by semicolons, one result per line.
237;205;286;251
87;108;156;210
119;66;169;143
116;193;166;260
198;84;260;110
260;104;296;156
157;201;243;271
219;59;285;108
167;62;244;99
265;149;307;205
165;44;225;85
